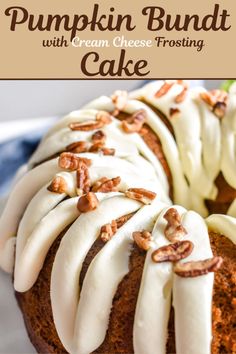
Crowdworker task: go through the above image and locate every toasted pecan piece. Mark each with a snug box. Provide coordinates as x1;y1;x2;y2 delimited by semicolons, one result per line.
155;81;175;98
66;141;89;153
174;256;223;277
76;160;91;195
78;157;92;167
59;152;81;171
212;101;227;119
125;188;156;205
111;90;128;112
175;87;187;103
89;142;105;152
47;176;67;194
69;111;112;131
59;152;92;171
121;109;147;133
169;107;180;117
100;220;117;242
77;192;99;213
101;147;116;156
91;130;106;144
200;89;228;118
152;240;193;263
163;208;187;242
92;176;121;193
200;91;216;107
91;177;107;191
69;120;102;131
211;89;228;103
99;213;135;243
133;230;152;251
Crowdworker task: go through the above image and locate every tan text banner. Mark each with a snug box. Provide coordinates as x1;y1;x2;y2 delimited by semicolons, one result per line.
0;0;235;78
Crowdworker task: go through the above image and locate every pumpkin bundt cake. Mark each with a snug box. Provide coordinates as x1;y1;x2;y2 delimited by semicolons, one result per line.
0;80;235;354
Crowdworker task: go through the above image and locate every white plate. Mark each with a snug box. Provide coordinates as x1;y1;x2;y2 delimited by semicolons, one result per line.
0;198;36;354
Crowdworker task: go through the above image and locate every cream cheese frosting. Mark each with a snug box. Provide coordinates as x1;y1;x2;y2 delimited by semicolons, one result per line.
74;198;165;354
173;211;214;354
0;80;235;354
133;205;186;354
51;194;142;353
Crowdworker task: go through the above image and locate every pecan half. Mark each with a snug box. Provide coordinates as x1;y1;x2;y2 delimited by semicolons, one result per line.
92;176;121;193
59;152;92;170
152;240;193;263
200;90;228;118
76;161;91;195
111;90;128;112
174;256;223;277
91;130;106;144
77;192;99;213
163;208;187;242
121;109;147;133
125;188;156;205
101;147;116;156
78;157;92;167
170;107;180;117
69;120;101;131
155;81;175;98
69;111;112;131
100;220;117;242
47;176;67;194
133;230;152;251
66;141;89;153
175;87;187;103
91;177;107;191
89;142;105;152
212;101;227;119
59;152;81;171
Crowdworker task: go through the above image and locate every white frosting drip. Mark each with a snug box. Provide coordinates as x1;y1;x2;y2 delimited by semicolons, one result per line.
74;198;165;354
221;89;236;189
173;211;214;354
0;159;61;272
50;194;142;353
133;205;186;354
189;189;209;217
0;237;16;273
15;185;66;260
131;81;219;203
206;214;236;244
14;197;80;292
125;100;190;208
195;89;221;181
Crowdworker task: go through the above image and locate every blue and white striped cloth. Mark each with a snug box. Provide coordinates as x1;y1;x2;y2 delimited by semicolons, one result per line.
0;117;57;197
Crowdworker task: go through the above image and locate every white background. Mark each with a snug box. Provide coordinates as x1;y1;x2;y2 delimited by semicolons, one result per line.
0;80;222;121
0;80;141;121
